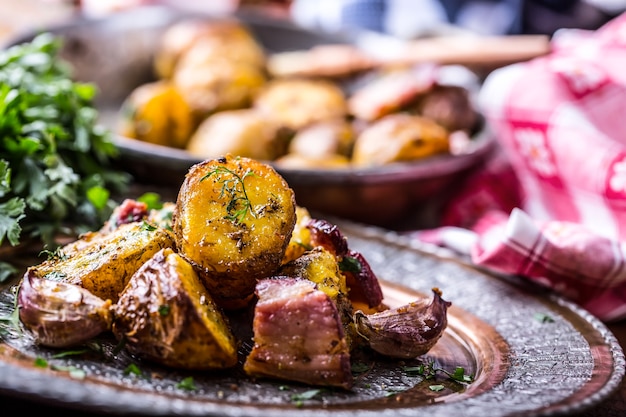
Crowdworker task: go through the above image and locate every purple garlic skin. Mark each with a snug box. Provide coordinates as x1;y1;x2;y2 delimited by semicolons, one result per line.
353;288;451;359
18;268;113;348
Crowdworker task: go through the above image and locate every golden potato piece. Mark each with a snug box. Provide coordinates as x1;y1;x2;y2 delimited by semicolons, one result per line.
254;78;348;131
281;205;312;264
173;154;297;309
186;109;288;161
173;58;266;121
113;248;238;370
118;80;194;148
351;113;450;167
279;247;348;304
154;18;265;79
33;222;176;303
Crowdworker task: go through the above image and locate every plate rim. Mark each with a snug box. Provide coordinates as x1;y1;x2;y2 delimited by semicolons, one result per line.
0;223;624;417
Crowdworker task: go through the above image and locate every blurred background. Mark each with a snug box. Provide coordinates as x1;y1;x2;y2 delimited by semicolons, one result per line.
2;0;626;44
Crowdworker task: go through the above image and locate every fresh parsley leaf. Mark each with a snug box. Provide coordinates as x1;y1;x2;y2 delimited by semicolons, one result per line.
534;312;555;323
177;376;197;391
0;33;130;277
124;363;142;377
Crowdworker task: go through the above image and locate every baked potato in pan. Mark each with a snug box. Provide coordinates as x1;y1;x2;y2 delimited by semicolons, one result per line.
118;17;483;171
16;156;450;388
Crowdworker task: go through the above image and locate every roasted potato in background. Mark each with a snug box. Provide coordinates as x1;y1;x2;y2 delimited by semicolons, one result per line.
173;154;297;309
351;113;450;167
163;19;267;122
186;108;290;161
273;118;355;169
253;78;348;131
118;80;194;148
154;18;265;80
113;248;238;370
173;58;266;122
30;222;176;303
116;17;484;177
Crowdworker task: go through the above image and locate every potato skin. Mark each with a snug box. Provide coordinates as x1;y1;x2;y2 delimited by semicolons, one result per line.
186;109;288;161
173;155;297;308
34;222;176;303
113;248;238;369
118;80;194;148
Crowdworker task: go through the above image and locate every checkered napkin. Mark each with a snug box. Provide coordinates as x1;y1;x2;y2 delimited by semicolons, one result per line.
410;12;626;322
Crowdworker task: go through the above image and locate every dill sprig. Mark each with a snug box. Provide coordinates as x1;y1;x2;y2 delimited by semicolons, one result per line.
202;166;256;224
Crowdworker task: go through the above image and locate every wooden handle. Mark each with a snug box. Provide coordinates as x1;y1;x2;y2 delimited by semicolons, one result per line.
267;34;552;78
379;35;551;67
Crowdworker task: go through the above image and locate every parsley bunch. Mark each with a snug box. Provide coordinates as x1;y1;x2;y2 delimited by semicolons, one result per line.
0;33;130;278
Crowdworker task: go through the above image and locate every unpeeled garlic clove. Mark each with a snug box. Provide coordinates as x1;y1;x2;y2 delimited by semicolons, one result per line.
353;288;450;359
18;268;113;348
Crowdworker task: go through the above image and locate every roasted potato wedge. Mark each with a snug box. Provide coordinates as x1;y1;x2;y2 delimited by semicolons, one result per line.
31;222;176;303
113;248;238;370
173;154;297;309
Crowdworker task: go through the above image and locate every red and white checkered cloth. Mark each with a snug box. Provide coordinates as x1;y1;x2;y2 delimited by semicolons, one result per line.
413;12;626;322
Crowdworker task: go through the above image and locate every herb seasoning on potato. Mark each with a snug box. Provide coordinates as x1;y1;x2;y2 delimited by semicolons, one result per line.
172;154;297;309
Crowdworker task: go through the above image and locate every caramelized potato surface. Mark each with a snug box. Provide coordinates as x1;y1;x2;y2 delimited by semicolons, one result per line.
113;248;238;369
154;18;265;79
253;78;348;130
186;109;288;161
118;80;194;148
33;222;176;303
173;154;297;308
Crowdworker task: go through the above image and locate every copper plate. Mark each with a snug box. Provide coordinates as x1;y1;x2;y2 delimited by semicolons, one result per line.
0;221;623;416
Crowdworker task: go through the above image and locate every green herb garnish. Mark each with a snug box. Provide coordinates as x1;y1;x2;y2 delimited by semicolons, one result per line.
51;349;89;359
124;363;143;377
534;312;555;323
290;389;322;407
404;361;473;383
202;166;256;224
0;33;130;279
0;284;22;335
50;364;86;379
34;357;48;368
339;255;361;273
158;304;170;316
177;376;197;391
